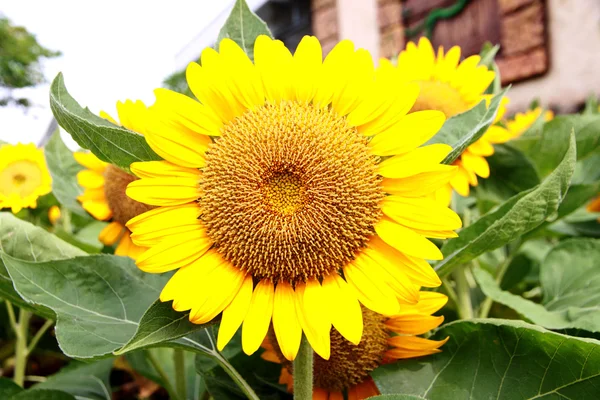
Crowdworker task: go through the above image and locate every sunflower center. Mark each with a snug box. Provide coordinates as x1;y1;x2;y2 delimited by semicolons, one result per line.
313;307;388;392
411;80;471;118
0;161;42;197
103;165;154;225
201;101;383;283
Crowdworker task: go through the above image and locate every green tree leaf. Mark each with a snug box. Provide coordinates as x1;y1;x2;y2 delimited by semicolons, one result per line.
1;253;169;358
49;73;161;172
0;378;22;398
217;0;273;60
371;319;600;399
0;213;84;318
435;132;576;278
115;300;214;355
33;359;113;400
475;238;600;332
11;390;76;400
428;88;508;165
43;131;87;216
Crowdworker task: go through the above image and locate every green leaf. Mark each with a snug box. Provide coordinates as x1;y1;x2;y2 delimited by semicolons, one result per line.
475;238;600;332
0;213;84;318
369;396;425;400
33;359;113;400
371;319;600;399
216;0;273;60
512;114;600;177
115;300;213;355
428;88;508;165
43;132;87;216
0;378;22;398
475;144;540;204
127;349;204;400
49;73;161;172
11;390;76;400
555;182;600;219
1;253;169;358
435;132;576;277
478;42;500;69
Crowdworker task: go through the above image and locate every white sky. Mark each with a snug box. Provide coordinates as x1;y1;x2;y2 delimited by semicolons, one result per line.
0;0;234;146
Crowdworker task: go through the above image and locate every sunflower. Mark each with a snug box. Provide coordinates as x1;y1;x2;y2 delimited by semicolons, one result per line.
126;35;461;361
0;143;52;214
390;37;511;203
505;107;554;139
262;291;448;399
587;196;600;218
75;100;153;259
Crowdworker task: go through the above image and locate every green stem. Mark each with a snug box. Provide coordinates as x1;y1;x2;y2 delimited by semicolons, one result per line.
5;302;17;332
453;266;473;320
174;349;187;400
293;335;313;400
441;277;459;310
146;350;180;400
26;319;53;356
14;310;31;387
213;352;259;400
478;253;515;318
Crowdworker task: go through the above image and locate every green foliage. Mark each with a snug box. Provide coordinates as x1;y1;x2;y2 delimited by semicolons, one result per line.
429;89;508;164
163;69;193;97
216;0;273;60
0;17;60;107
33;359;113;400
435;132;576;277
49;73;161;172
372;319;600;399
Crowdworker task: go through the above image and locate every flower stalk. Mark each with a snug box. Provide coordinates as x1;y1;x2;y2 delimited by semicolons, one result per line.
293;335;313;400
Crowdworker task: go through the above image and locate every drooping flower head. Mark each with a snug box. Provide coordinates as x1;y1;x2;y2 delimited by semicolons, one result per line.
126;35;461;361
505;107;554;139
0;143;52;213
262;291;449;399
75;100;153;259
391;37;511;203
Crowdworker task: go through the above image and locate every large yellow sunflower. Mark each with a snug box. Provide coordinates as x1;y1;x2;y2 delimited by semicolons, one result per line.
0;143;52;213
75;100;153;259
505;107;554;139
262;291;448;399
390;37;511;203
126;35;461;361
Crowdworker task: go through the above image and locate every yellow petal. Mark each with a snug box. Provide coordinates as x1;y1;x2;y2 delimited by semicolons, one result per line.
73;152;107;173
126;177;200;206
400;291;448;315
343;263;400;316
136;231;211;273
242;279;274;355
117;99;149;134
375;217;443;260
81;200;112;221
385;314;445;335
76;170;105;189
217;275;254;351
383;165;457;197
272;281;302;361
98;221;124;246
322;274;363;345
114;232;133;257
295;282;331;360
461;151;490;178
378;144;452;179
381;195;462;231
369;111;446;156
130;161;201;179
293;35;322;103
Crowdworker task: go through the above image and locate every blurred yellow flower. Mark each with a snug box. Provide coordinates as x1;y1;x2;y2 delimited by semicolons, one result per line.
0;143;52;213
505;107;554;139
48;205;61;224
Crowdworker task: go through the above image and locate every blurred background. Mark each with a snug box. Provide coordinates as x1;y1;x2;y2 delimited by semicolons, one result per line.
1;0;599;146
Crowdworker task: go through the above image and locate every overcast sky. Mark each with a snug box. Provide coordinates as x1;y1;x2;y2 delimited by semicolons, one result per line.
0;0;234;146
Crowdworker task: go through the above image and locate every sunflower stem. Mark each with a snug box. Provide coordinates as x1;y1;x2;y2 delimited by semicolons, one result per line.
453;266;473;320
146;350;180;400
213;352;259;400
14;309;31;387
293;335;313;400
26;319;53;356
174;348;187;400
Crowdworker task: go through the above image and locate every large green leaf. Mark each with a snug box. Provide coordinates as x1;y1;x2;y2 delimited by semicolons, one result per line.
217;0;273;60
428;89;507;165
0;378;22;398
44;132;87;216
475;144;540;204
0;213;84;318
49;73;161;172
372;319;600;399
1;253;169;358
11;390;76;400
435;132;576;277
115;300;213;355
476;238;600;332
512;114;600;177
33;359;113;400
